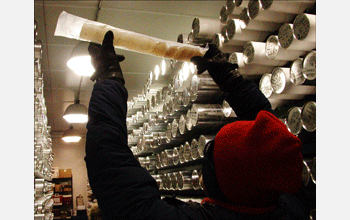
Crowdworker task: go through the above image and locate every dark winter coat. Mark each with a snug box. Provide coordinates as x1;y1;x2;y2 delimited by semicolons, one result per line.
85;76;315;220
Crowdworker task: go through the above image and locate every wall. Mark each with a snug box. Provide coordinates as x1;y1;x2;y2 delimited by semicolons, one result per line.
52;137;88;210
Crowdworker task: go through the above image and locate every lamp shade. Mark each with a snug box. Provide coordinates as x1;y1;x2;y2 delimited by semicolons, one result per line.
67;41;95;76
63;100;88;123
62;126;81;143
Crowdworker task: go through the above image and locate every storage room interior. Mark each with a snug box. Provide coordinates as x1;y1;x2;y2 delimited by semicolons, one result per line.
34;1;321;219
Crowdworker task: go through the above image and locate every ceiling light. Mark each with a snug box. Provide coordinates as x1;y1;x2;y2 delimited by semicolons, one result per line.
63;100;88;123
62;126;81;143
67;41;95;76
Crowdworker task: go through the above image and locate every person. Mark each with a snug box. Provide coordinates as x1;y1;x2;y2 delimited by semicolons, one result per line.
84;31;315;220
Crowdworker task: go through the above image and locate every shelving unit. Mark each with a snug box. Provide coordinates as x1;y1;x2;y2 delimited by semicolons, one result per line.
52;177;74;220
34;19;54;220
126;0;316;202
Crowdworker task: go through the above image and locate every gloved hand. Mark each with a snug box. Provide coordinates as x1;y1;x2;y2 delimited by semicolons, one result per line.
88;30;125;84
190;44;240;92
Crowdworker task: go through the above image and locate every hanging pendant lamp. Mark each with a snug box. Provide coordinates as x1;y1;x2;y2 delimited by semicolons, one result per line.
63;100;88;124
67;41;95;76
62;126;82;143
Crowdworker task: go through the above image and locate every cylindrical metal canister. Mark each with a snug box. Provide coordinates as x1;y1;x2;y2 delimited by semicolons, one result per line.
311;157;316;184
271;67;316;95
293;13;316;42
34;40;43;59
190;138;200;160
265;35;307;61
260;0;315;14
176;171;193;190
178;114;187;135
239;7;281;31
301;101;316;132
183;141;192;162
248;0;295;23
212;33;244;53
226;18;270;42
285;106;303;135
191;170;200;190
302;160;311;186
243;41;288;66
172;147;180;166
278;23;316;50
198;135;215;158
192;17;224;40
228;52;275;75
303;50;316;80
179;144;185;164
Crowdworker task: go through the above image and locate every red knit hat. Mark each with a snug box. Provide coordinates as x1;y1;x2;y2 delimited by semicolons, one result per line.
202;110;303;214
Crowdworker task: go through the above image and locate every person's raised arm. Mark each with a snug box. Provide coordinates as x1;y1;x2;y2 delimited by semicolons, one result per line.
191;45;273;120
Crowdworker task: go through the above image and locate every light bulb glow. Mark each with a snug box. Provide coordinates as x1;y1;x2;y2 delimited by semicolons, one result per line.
182;62;190;81
154;65;160;80
161;60;166;75
67;55;95;76
62;136;81;143
63;114;88;123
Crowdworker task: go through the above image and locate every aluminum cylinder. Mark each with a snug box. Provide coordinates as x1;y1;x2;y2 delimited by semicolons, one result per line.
301;101;316;132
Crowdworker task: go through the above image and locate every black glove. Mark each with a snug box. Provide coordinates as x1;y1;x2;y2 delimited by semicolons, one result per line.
88;30;125;84
190;44;240;92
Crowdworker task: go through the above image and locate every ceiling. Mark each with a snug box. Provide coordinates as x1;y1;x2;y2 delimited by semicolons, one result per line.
34;0;226;137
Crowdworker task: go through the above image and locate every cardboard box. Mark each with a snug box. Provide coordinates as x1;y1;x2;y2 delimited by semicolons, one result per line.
52;167;60;178
59;169;72;178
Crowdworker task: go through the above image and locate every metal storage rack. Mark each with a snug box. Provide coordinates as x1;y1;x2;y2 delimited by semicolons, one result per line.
34;19;55;220
126;0;316;209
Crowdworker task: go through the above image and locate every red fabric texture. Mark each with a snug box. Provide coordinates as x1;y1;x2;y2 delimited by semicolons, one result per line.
208;110;303;213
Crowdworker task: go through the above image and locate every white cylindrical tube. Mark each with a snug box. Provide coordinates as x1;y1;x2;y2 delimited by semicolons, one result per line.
259;73;304;100
188;32;210;46
303;51;316;80
285;106;303;135
192;17;224;40
182;87;191;107
260;0;315;14
293;13;316;42
265;35;307;61
239;7;281;31
290;58;307;85
198;135;215;158
226;19;270;42
191;170;200;190
248;0;295;23
228;52;275;75
55;11;207;62
271;67;316;95
170;172;178;190
190;138;200;160
212;33;244;53
301;101;316;132
278;23;316;50
177;33;189;44
243;41;288;66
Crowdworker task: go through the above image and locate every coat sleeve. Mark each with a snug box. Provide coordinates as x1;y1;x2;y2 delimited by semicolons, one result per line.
224;76;274;120
84;80;205;220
